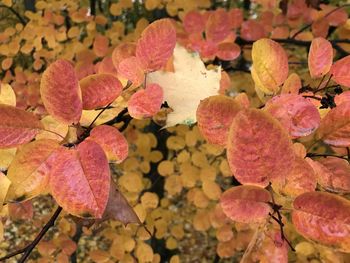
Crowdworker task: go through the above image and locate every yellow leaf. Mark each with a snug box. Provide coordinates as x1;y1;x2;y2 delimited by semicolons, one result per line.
0;172;11;210
0;83;15;106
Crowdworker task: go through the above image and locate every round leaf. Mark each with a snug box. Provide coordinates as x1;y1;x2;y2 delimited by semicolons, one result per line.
308;37;333;79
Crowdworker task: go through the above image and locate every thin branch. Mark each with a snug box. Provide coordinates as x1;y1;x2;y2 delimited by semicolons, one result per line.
291;4;350;39
306;152;349;161
0;4;26;25
0;206;62;262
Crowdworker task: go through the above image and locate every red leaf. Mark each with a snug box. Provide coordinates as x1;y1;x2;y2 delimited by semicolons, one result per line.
88;125;128;164
117;56;145;86
136;19;176;72
228;8;243;29
0;104;43;148
183;10;206;34
330;55;350;87
111;42;136;69
292;191;350;252
227;109;294;187
49;140;110;218
205;9;231;43
196;95;241;147
240;20;267;41
265;94;320;138
216;42;241;61
80;73;123;110
128;83;163;119
40;59;82;124
308;37;333;78
220;185;271;223
317;101;350;147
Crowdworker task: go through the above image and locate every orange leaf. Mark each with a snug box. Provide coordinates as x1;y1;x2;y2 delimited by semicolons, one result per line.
6;139;60;202
117;56;145;86
40;59;82;124
330;55;350;87
136;19;176;72
307;157;350;193
265;94;320;138
111;42;136;69
308;37;333;78
205;9;230;43
252;38;289;94
281;73;301;94
220;185;271;223
8;200;33;220
49;140;110;218
216;42;241;61
292;191;350;252
317;101;350;147
128;83;163;119
80;73;123;110
183;10;206;34
0;104;43;148
88;125;128;164
196;95;241;147
227;109;294;187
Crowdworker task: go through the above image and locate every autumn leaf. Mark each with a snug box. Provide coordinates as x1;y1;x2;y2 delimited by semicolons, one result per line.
136;18;176;72
80;73;123;110
330;55;350;87
196;95;241;147
308;37;333;78
316;101;350;147
147;44;221;126
0;83;16;106
40;59;82;124
6;139;59;202
220;185;271;224
49;140;110;218
227;109;295;187
251;38;289;94
0;172;11;210
88;125;128;164
292;191;350;252
0;104;43;148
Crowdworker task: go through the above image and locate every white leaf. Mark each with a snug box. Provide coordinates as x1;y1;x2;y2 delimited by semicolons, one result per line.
147;44;221;127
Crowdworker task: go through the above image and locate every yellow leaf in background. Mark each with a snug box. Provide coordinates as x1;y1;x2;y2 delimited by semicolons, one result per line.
0;83;16;106
2;0;12;7
145;0;162;11
36;115;68;142
0;172;11;210
0;147;16;171
147;44;220;127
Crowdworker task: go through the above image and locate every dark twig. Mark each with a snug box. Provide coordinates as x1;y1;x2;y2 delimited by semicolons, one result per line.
291;4;350;39
306;152;349;161
0;206;62;262
0;4;27;25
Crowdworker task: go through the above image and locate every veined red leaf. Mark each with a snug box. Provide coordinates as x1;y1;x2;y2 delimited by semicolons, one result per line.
136;19;176;72
49;140;110;218
183;10;206;34
330;55;350;87
265;94;320;138
117;56;144;86
220;185;271;223
6;139;59;202
335;90;350;106
216;42;241;61
317;101;350;147
128;83;163;119
196;95;241;147
80;73;123;110
40;59;82;124
307;157;350;193
252;38;289;94
228;8;243;29
227;109;294;187
292;191;350;252
0;104;43;148
205;9;230;43
88;125;128;164
308;37;333;78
